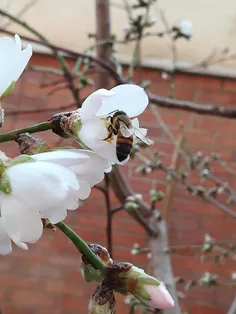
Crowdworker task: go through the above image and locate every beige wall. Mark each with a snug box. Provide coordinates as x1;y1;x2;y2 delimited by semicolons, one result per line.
1;0;236;70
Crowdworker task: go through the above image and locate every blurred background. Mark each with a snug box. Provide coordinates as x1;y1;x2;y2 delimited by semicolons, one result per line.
0;1;235;314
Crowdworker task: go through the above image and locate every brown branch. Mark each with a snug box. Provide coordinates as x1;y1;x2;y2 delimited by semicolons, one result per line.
5;103;77;116
109;166;158;236
158;164;236;218
148;92;236;119
162;135;184;220
96;0;111;88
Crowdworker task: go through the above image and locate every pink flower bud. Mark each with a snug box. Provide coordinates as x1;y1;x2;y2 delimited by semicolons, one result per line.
144;283;175;309
118;265;175;310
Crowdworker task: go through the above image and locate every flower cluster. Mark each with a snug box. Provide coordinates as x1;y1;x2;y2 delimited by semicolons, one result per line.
0;35;150;255
0;34;175;313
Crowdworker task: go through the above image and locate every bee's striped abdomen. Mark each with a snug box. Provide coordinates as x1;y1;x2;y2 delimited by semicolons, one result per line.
116;131;133;162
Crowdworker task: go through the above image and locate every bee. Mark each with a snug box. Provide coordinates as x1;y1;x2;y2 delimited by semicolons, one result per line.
103;110;149;162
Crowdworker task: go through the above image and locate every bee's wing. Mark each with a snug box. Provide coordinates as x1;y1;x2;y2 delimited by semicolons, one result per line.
132;126;152;145
119;122;133;137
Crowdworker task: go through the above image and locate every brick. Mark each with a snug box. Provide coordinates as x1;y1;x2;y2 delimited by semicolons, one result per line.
188;302;225;314
48;254;79;267
195;90;236;105
185;286;215;304
0;274;38;289
213;286;236;307
175;74;222;90
1;305;34;314
170;198;227;218
223;79;236;92
168;209;201;231
11;290;56;307
201;216;236;235
42;280;85;296
61;295;91;311
193;115;236;133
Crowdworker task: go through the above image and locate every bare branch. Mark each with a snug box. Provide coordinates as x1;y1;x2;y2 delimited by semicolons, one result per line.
148;92;236;119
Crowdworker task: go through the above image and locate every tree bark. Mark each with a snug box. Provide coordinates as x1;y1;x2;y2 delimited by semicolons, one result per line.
95;0;111;89
149;221;181;314
228;298;236;314
110;167;181;314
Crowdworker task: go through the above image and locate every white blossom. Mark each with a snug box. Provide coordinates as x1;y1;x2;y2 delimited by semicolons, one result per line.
69;84;149;165
0;149;111;254
0;34;32;98
178;20;192;37
147;16;157;27
161;72;169;80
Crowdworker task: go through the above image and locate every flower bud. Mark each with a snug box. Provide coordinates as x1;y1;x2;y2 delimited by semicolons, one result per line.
80;244;113;282
146;16;157;27
89;285;116;314
118;265;174;309
16;133;49;155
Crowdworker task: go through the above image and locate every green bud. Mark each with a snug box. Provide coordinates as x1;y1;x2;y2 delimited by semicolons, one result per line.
124;201;139;212
149;189;164;202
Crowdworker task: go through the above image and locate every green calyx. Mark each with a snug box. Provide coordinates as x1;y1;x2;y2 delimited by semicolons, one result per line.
0;155;37;195
0;171;11;194
134;283;152;302
70;118;91;150
0;81;15;99
7;155;36;167
139;275;160;286
71;118;82;136
80;263;105;283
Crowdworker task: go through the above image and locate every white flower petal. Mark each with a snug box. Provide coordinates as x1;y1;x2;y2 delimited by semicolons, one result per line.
33;150;89;166
1;194;43;249
14;34;22;50
0;35;32;97
96;84;149;118
6;161;80;212
48;209;67;224
69;150;112;186
77;181;91;200
81;92;104;122
0;218;12;255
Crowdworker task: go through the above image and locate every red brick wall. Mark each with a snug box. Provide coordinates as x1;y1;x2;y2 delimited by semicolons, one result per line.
0;55;235;314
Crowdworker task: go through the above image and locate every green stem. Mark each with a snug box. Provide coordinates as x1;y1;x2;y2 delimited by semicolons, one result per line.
128;301;140;314
56;221;106;275
0;121;53;143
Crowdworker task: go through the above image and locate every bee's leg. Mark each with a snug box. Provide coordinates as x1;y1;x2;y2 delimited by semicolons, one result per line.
106;116;113;124
103;124;114;140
